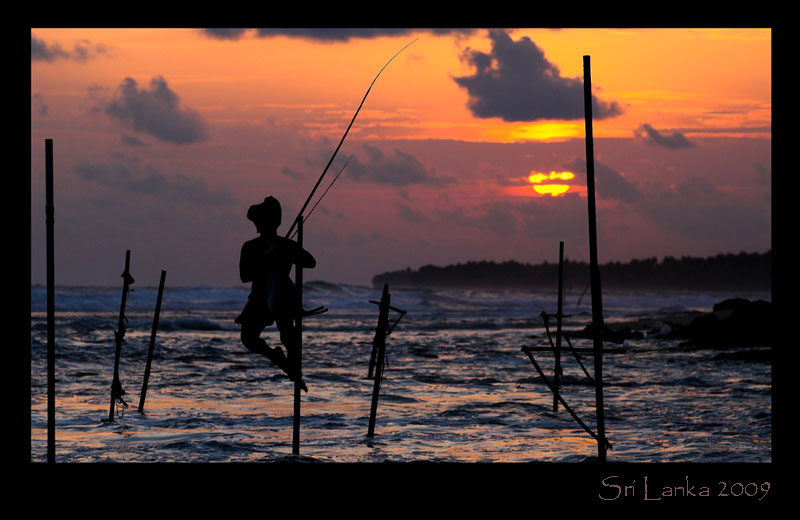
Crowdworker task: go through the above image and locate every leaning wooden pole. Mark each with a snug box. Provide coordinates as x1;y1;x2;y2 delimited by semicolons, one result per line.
368;284;391;437
292;216;304;455
45;139;55;463
553;241;565;412
107;250;134;422
583;55;607;462
138;270;166;413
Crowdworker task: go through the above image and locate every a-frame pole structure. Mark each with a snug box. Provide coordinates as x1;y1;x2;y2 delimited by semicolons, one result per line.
367;284;391;437
292;215;304;455
583;55;608;462
107;250;134;422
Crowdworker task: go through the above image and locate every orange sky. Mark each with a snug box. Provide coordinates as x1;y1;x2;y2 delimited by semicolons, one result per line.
30;28;771;286
32;28;770;140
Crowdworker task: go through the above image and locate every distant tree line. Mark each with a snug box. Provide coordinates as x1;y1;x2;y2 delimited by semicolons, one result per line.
372;250;771;291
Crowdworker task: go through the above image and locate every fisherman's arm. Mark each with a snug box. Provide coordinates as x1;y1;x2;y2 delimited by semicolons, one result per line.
261;238;316;269
239;243;254;283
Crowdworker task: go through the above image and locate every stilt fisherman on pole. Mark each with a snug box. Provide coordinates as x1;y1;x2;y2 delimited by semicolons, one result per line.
236;196;315;392
235;39;417;394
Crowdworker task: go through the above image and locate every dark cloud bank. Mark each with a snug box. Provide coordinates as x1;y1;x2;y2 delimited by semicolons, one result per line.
343;144;451;186
31;34;107;63
454;30;623;122
75;155;236;205
566;157;642;204
634;123;695;149
98;76;210;144
201;28;476;41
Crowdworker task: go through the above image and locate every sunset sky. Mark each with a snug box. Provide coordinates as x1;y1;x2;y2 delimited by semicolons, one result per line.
30;28;771;287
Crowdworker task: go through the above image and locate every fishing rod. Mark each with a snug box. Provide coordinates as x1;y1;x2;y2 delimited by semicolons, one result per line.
289;155;352;240
285;38;418;240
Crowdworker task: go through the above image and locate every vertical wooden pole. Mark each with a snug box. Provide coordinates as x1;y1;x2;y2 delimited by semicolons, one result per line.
138;270;166;413
368;284;391;437
45;139;55;463
367;331;379;379
583;55;607;462
553;241;564;412
292;216;303;455
107;250;134;422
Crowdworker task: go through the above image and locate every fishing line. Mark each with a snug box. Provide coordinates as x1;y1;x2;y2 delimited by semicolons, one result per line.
289;156;352;240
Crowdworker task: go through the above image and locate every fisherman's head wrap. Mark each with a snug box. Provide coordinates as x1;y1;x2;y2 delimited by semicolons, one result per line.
248;196;282;231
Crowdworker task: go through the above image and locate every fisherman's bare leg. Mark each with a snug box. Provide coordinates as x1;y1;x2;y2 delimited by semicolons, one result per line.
276;318;307;392
241;326;291;373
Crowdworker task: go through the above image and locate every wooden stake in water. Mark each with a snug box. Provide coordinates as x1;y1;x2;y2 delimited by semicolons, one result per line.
107;250;134;422
583;55;608;462
292;216;303;455
45;139;55;463
553;241;565;412
368;284;391;437
138;270;166;413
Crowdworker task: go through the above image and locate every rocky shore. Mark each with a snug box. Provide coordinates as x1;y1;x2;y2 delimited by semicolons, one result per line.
567;298;773;361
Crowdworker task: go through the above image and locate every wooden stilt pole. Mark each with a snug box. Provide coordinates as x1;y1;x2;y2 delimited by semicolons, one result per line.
107;250;134;422
138;270;166;413
292;216;303;455
367;331;379;379
583;55;608;462
368;284;391;437
45;139;55;463
553;241;564;412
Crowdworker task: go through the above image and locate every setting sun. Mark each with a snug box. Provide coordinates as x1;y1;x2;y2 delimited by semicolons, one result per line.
527;171;576;196
533;185;570;196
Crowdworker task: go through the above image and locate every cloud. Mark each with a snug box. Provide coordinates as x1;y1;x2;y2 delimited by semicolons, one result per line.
479;204;518;236
280;165;305;180
200;28;476;42
120;134;147;147
31;34;108;63
346;144;449;186
434;202;518;237
101;76;210;144
74;155;237;205
453;30;622;122
639;176;769;242
519;193;588;240
396;202;428;223
752;162;770;185
201;28;250;40
566;157;642;203
634;123;695;149
32;93;48;116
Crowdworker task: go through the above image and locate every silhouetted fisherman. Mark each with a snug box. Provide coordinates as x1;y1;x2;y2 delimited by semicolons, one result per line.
235;196;315;392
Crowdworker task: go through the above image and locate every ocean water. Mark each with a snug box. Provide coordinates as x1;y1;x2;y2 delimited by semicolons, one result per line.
29;282;771;463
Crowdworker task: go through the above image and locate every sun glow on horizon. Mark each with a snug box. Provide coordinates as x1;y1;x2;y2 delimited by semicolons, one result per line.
526;171;576;196
508;122;584;141
533;184;570;196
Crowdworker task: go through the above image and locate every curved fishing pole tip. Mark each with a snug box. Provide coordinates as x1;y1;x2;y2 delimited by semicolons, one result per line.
286;39;419;239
